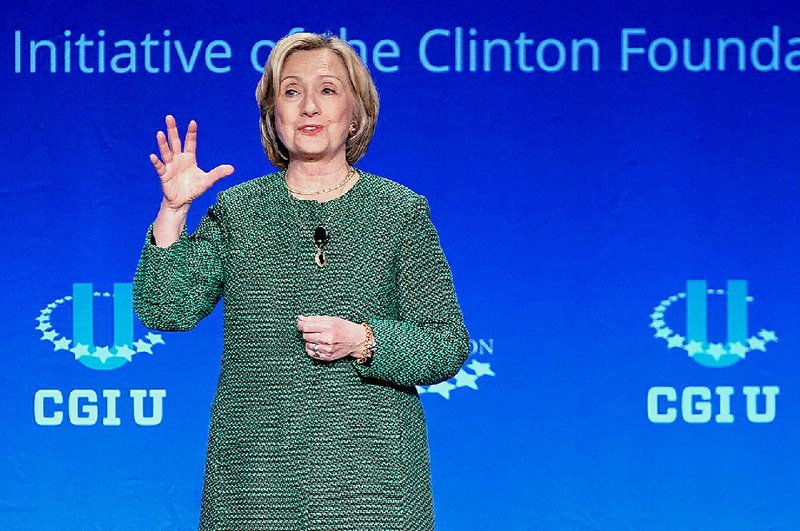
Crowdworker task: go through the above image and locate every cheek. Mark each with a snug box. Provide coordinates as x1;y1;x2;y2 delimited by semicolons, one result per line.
273;108;293;140
343;103;356;122
331;98;355;124
274;108;287;128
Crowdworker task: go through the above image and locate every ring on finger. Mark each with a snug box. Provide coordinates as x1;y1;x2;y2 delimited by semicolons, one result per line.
312;343;320;353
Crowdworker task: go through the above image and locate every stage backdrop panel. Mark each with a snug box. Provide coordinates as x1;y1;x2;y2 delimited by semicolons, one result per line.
2;1;799;529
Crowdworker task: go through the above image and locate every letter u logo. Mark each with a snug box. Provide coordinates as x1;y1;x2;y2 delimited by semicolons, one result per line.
72;282;133;370
36;282;164;369
686;280;748;368
649;280;777;368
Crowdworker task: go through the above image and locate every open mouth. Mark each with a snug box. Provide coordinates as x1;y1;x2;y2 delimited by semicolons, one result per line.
299;125;324;134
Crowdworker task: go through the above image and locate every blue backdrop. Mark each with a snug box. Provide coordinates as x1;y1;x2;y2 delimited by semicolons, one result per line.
2;1;799;529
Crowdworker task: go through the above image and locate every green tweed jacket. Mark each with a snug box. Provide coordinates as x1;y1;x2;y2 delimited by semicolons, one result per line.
133;169;469;530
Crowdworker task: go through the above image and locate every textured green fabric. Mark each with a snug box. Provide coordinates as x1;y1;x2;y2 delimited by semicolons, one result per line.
133;169;469;530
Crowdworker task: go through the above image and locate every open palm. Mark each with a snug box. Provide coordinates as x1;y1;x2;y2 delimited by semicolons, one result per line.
150;115;234;210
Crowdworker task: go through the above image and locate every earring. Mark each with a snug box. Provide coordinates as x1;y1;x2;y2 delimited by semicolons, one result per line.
349;122;357;134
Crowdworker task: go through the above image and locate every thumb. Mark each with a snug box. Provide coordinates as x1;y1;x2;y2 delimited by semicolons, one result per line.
207;164;235;184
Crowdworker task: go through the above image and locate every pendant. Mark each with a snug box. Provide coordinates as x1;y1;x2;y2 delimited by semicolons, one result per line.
314;226;328;245
315;248;327;267
314;225;328;267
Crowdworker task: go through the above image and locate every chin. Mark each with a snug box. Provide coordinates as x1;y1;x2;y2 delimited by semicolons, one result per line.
292;150;336;162
292;144;346;161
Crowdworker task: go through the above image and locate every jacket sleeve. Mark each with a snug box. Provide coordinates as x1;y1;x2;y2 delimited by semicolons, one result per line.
133;201;225;331
353;196;470;387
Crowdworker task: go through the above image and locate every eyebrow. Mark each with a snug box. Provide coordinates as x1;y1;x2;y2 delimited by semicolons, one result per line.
280;74;344;84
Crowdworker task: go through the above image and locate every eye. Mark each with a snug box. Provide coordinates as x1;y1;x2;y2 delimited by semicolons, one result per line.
322;87;337;95
284;88;299;96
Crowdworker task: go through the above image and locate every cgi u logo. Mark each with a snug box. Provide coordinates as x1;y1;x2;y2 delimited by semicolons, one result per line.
650;280;778;368
648;280;781;424
36;282;165;370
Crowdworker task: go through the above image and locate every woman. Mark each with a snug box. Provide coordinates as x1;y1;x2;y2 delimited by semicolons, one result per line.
134;32;469;530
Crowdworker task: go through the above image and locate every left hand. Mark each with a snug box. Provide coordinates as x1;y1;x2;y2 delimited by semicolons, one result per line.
296;315;367;362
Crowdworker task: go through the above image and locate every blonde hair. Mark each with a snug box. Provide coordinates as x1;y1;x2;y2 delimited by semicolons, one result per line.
255;33;380;169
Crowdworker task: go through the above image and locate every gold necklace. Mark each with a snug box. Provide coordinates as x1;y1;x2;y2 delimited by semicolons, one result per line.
285;167;355;195
285;169;356;267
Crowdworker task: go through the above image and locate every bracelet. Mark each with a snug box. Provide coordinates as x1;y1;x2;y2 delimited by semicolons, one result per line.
356;323;376;365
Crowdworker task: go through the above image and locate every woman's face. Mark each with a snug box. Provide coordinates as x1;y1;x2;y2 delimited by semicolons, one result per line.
274;48;355;165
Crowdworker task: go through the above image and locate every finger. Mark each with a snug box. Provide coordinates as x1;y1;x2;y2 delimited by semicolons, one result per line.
297;320;328;333
206;164;234;185
314;343;334;357
149;153;166;176
305;343;330;359
185;119;198;154
304;344;317;359
297;315;330;325
156;131;172;163
166;114;182;153
302;331;330;344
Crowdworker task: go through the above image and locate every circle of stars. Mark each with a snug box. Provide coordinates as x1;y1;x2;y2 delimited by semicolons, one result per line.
650;289;777;363
416;359;495;399
36;291;166;368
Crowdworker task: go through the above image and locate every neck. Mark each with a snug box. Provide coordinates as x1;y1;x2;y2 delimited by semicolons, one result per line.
285;158;351;192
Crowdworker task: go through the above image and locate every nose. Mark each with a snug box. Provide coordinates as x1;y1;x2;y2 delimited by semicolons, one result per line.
301;92;320;117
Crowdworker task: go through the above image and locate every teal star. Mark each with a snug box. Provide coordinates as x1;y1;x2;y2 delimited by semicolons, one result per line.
53;337;71;351
650;319;665;329
35;322;52;332
133;339;153;354
454;369;479;390
685;340;704;356
114;345;135;362
36;314;50;323
41;330;57;341
427;381;456;399
707;343;727;360
748;337;766;352
655;328;671;339
728;342;748;359
758;329;778;343
93;346;112;363
467;359;495;377
145;332;165;345
667;334;685;349
71;343;90;359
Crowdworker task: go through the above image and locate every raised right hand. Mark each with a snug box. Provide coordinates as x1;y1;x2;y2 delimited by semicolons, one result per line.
149;115;234;211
